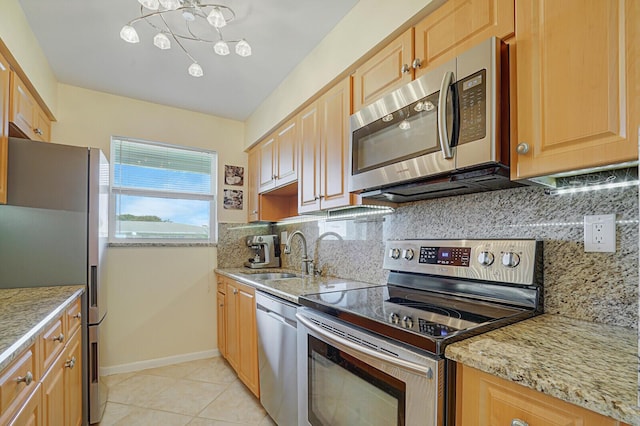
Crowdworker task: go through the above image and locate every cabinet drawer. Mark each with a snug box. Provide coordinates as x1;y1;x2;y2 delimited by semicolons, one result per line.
0;344;38;417
217;276;226;294
66;297;82;339
41;316;65;373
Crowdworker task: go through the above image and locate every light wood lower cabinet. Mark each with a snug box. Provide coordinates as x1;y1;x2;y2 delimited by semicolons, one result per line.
7;384;42;426
0;50;8;205
216;277;227;359
219;276;260;398
455;364;628;426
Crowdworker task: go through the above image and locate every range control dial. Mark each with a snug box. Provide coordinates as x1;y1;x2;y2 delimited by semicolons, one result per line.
477;251;495;267
403;248;415;261
401;316;414;329
389;248;401;259
389;313;399;324
502;252;521;268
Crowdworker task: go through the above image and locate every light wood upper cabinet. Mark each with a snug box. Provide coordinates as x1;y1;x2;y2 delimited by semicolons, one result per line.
258;119;298;193
247;147;260;222
9;72;50;143
299;77;354;214
456;364;628;426
512;0;638;179
353;0;514;111
352;29;414;112
0;51;9;205
414;0;514;77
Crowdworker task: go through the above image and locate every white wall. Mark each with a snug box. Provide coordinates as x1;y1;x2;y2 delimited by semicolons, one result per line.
244;0;442;147
53;84;246;370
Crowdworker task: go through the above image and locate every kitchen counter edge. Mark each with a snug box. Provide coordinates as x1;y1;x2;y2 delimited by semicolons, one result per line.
0;285;86;372
445;313;640;425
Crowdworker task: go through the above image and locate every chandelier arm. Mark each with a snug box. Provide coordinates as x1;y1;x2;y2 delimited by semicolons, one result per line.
185;20;224;42
159;12;197;63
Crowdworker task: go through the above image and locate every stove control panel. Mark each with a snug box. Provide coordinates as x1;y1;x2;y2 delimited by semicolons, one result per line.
384;239;540;286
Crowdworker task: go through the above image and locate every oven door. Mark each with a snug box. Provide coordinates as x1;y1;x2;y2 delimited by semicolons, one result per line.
296;308;443;426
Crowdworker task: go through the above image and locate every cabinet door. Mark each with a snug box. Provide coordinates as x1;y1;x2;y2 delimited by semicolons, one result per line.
0;51;8;204
275;120;297;186
319;77;352;211
41;354;65;426
64;330;82;426
217;291;226;358
298;102;321;213
414;0;514;77
237;285;259;398
247;148;260;222
512;0;638;179
7;385;41;426
224;281;239;371
9;72;35;140
456;364;625;425
32;108;50;143
258;137;276;193
352;28;414;111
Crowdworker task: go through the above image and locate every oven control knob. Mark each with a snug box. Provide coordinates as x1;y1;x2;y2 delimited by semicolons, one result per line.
389;248;401;259
502;252;520;268
403;248;415;261
401;316;414;329
477;251;495;266
389;313;400;324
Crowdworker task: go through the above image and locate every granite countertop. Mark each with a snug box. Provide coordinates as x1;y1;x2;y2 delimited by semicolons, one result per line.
215;268;381;304
445;314;640;425
0;285;85;372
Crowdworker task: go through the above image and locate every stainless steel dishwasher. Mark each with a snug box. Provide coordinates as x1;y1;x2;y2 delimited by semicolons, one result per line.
255;291;298;426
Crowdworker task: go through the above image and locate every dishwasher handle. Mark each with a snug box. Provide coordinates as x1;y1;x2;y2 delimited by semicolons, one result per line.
257;303;297;329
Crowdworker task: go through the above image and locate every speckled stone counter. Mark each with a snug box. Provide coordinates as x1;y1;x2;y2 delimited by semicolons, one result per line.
215;268;380;304
445;314;640;425
0;285;85;372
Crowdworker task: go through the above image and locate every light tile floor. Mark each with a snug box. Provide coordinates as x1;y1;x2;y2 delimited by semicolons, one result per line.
98;357;276;426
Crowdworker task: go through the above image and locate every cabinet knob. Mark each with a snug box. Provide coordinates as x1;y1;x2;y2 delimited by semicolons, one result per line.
314;196;319;201
401;63;411;74
53;333;65;343
33;128;43;135
233;288;238;295
65;356;77;369
412;58;422;69
15;371;33;386
516;142;530;155
73;312;81;320
511;419;529;426
251;210;258;214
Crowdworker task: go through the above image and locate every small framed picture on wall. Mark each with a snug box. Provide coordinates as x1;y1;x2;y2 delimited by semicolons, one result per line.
225;165;244;186
223;189;243;210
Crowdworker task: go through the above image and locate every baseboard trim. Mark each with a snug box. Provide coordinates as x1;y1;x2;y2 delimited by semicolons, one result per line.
100;349;220;376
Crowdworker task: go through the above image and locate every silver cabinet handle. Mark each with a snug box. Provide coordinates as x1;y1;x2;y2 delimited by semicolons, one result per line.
437;70;455;159
511;419;528;426
251;210;258;214
16;371;34;386
53;333;65;343
412;58;422;69
233;288;238;295
516;142;530;155
65;356;76;369
73;312;82;320
33;128;43;135
401;63;411;74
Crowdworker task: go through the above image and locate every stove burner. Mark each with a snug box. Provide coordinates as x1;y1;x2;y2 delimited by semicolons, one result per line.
385;296;463;319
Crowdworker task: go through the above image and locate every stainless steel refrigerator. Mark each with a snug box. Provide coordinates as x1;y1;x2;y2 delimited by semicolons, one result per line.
0;137;109;424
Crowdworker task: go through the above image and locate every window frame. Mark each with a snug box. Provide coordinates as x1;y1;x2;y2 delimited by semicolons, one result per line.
109;136;217;244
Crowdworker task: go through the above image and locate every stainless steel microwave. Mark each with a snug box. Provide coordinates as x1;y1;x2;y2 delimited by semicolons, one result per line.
348;37;520;203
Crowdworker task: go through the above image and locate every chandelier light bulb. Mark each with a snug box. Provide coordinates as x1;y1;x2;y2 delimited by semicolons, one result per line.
214;40;230;56
398;119;411;130
159;0;180;10
120;25;140;43
235;39;252;57
207;7;227;28
188;62;204;77
153;33;171;50
137;0;160;10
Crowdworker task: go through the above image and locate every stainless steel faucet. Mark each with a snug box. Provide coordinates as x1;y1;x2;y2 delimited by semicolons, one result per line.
284;230;314;275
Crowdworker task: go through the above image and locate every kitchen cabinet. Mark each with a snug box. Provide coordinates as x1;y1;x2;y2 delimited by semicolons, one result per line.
512;0;639;180
247;147;260;223
352;0;514;111
0;51;8;205
455;364;628;426
5;385;42;426
222;277;260;398
299;77;355;213
9;71;51;143
0;343;39;424
216;277;227;358
258;118;297;193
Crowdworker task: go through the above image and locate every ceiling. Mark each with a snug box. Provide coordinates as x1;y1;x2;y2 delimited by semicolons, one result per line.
17;0;359;121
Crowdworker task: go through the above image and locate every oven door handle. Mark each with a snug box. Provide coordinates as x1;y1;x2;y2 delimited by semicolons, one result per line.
437;70;455;160
296;313;434;378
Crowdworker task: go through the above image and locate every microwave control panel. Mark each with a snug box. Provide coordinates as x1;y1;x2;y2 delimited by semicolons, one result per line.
457;69;487;145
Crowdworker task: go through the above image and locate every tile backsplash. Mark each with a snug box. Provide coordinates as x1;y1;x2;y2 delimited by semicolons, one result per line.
218;185;638;329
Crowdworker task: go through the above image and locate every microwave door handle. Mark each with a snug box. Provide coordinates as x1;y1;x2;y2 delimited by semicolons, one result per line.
437;71;455;159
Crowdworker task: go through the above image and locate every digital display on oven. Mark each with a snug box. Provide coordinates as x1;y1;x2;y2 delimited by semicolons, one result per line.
418;246;471;267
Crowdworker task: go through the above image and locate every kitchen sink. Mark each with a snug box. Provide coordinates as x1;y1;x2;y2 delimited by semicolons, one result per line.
242;272;300;280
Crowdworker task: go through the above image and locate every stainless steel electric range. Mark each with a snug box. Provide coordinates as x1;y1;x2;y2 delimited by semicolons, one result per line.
296;239;543;426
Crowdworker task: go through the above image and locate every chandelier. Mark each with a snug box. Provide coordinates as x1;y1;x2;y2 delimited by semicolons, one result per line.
120;0;252;77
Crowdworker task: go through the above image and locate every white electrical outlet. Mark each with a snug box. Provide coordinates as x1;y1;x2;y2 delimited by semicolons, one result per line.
584;214;616;253
281;231;288;244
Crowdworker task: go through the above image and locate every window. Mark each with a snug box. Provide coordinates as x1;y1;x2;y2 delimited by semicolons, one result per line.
110;137;217;243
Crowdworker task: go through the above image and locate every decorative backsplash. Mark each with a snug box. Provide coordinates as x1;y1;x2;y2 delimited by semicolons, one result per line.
218;185;638;329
